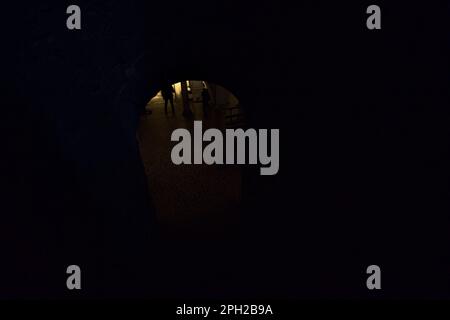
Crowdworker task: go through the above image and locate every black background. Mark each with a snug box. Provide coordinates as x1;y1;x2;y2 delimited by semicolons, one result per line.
1;1;450;300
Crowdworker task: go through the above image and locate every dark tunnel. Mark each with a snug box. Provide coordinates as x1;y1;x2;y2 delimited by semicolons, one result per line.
1;1;450;300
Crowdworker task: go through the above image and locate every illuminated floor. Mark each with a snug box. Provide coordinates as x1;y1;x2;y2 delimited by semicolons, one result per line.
137;91;242;239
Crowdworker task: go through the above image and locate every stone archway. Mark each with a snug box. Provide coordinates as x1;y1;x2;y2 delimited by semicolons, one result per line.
136;79;245;238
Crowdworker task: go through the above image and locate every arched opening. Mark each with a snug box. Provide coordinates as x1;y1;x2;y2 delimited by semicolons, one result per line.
137;80;245;239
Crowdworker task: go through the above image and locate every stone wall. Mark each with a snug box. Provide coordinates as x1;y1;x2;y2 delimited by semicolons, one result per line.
2;1;450;298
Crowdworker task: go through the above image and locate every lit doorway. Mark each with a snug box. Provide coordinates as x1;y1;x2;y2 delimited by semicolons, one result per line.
137;81;245;238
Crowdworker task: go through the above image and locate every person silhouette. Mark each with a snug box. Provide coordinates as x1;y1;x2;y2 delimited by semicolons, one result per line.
201;87;211;118
161;83;175;115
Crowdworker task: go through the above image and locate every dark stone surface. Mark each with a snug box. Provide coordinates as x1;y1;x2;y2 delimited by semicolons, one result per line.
1;1;450;298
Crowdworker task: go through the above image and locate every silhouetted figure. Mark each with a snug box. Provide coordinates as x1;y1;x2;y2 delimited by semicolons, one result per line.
161;84;175;115
201;88;211;118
